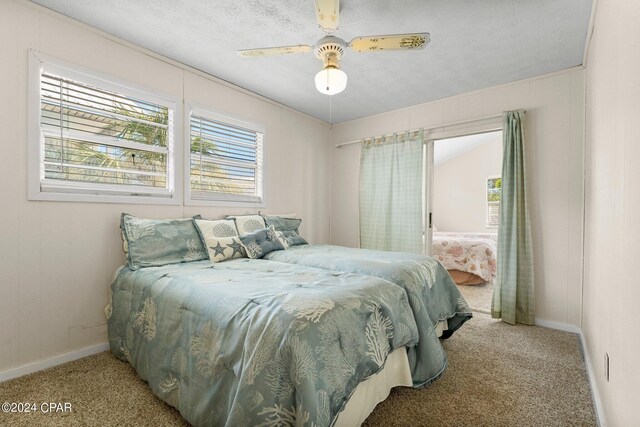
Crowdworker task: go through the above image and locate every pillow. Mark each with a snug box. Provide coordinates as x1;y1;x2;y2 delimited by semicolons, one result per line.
199;219;239;238
121;230;129;258
271;228;290;250
240;226;286;259
262;215;308;246
259;212;298;219
262;215;301;231
227;214;266;236
281;230;308;246
194;219;246;263
120;213;208;270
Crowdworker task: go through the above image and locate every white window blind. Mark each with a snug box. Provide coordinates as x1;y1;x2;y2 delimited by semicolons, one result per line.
189;111;264;204
31;55;176;201
486;176;501;228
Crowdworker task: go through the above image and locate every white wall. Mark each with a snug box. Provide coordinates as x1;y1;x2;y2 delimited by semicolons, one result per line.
583;0;640;425
0;0;330;374
331;67;585;328
433;135;502;233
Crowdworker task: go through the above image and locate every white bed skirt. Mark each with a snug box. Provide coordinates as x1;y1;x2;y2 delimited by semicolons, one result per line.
335;318;449;426
335;347;412;426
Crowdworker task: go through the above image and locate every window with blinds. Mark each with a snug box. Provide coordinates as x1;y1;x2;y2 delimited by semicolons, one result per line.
29;54;176;202
188;109;264;204
486;176;501;228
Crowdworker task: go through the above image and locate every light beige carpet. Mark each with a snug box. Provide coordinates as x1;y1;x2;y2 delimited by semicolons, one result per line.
457;282;494;314
0;314;596;427
363;314;597;426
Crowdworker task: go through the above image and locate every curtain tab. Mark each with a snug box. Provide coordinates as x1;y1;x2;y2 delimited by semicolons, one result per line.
503;109;526;118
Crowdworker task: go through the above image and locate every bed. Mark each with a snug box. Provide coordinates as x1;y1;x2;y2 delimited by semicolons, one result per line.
108;214;471;426
431;232;498;285
265;244;471;340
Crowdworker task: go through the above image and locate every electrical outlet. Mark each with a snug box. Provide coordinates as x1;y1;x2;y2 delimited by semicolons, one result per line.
604;353;610;382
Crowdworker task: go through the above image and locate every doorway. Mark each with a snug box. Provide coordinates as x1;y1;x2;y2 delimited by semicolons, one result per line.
428;130;502;313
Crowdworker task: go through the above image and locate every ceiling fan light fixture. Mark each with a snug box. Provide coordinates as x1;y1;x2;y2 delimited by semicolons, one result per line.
237;1;429;99
315;65;347;95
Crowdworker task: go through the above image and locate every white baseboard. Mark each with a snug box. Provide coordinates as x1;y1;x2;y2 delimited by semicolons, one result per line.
0;342;110;383
534;318;582;334
578;331;607;427
533;318;605;426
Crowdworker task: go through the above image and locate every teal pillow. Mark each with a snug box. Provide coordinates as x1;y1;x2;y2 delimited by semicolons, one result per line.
239;226;286;259
120;213;208;270
281;230;308;246
262;215;308;246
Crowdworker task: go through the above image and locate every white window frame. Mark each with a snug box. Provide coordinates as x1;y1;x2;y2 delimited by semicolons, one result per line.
486;175;501;229
184;103;266;207
28;51;181;205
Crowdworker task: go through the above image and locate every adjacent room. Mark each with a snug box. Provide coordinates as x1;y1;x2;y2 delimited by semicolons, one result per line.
432;130;502;313
1;0;638;426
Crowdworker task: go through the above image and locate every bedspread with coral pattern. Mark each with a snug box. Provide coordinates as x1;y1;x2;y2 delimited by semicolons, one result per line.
107;258;427;427
265;244;472;382
432;232;498;283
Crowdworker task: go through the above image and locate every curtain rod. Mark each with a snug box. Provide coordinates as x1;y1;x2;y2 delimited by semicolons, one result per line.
335;112;504;148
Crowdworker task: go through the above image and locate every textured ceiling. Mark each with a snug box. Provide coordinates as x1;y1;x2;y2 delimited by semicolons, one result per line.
30;0;592;124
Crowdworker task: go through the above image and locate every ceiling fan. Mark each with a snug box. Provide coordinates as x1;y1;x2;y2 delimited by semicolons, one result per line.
237;0;430;95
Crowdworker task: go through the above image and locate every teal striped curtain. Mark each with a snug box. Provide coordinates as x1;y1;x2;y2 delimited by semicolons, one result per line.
492;110;535;325
359;130;424;254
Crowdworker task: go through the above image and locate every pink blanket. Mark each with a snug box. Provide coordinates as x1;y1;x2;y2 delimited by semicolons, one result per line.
432;232;497;283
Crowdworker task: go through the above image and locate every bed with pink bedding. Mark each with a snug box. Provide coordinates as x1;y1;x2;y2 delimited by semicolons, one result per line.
432;232;498;285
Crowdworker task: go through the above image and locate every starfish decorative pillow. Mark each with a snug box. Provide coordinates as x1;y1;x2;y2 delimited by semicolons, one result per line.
194;219;246;263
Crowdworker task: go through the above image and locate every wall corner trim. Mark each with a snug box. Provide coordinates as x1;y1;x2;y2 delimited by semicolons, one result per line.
583;0;599;67
0;342;109;383
579;330;607;427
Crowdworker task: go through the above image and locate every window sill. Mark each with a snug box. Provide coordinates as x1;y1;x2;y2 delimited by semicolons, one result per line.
28;190;181;206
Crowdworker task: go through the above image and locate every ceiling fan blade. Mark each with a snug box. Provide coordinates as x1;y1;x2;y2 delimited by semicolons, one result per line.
349;33;430;53
237;45;313;58
314;0;339;33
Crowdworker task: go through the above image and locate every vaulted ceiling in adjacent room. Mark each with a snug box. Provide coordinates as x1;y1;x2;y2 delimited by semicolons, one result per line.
30;0;593;124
